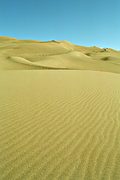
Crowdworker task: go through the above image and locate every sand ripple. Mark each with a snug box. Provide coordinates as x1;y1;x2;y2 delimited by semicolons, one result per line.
0;71;120;180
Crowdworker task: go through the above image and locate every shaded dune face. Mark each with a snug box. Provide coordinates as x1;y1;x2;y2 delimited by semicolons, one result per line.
0;36;120;72
0;71;120;180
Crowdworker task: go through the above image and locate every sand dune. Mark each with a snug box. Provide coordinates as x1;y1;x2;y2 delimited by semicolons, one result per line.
0;71;120;180
0;36;120;73
0;36;120;179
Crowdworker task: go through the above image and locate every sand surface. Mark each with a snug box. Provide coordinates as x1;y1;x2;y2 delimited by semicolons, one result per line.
0;70;120;180
0;36;120;180
0;36;120;73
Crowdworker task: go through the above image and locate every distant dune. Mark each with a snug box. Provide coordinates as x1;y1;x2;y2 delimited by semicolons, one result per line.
0;36;120;180
0;36;120;73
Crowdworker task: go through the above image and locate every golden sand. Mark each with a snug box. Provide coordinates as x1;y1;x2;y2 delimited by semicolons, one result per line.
0;37;120;180
0;36;120;73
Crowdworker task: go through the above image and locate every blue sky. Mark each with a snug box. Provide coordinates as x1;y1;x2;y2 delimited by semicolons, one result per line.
0;0;120;49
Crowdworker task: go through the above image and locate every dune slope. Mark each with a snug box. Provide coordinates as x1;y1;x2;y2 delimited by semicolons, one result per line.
0;70;120;180
0;36;120;73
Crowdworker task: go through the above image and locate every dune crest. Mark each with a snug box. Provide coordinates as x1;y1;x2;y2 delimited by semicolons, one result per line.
0;36;120;73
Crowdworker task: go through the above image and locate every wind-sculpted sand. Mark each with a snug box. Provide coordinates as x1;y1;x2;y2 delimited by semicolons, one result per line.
0;70;120;180
0;36;120;73
0;36;120;180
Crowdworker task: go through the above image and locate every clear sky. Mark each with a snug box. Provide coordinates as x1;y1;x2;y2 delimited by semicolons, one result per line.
0;0;120;49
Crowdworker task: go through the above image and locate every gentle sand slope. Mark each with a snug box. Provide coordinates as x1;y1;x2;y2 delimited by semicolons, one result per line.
0;36;120;73
0;70;120;180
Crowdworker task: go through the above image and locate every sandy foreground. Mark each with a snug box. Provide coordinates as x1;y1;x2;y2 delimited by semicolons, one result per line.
0;70;120;180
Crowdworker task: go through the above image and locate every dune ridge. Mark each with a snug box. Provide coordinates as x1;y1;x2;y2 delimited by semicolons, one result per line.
0;36;120;73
